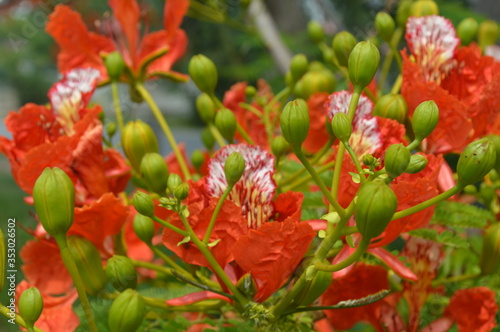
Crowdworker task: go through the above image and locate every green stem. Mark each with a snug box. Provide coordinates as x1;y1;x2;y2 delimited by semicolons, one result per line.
151;216;188;237
54;235;98;332
281;160;335;192
406;139;421;151
390;74;403;94
150;246;184;271
208;123;226;147
294;148;345;218
392;185;463;221
343;143;365;183
236;123;255;144
431;273;481;286
177;213;248;306
314;238;370;272
135;83;191;180
203;184;234;244
111;81;124;133
378;27;403;93
0;304;45;332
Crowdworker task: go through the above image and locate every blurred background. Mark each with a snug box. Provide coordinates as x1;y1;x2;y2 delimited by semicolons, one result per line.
0;0;498;330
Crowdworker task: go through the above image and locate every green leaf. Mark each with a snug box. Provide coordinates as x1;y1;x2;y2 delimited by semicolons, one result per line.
177;236;191;246
408;229;469;249
431;201;494;228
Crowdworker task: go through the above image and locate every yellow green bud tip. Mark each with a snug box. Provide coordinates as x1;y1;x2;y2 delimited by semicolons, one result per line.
104;51;125;81
411;100;439;141
132;191;155;218
188;54;218;93
457;138;496;187
375;12;396;43
140;152;169;195
122;120;159;171
331;112;352;143
224;151;246;187
457;18;479;46
133;214;155;245
384;143;411;179
108;289;146;332
196;93;216;124
280;99;310;148
373;94;407;123
290;54;309;82
348;41;380;89
405;154;428;174
18;286;43;328
106;255;138;292
332;31;357;67
68;236;107;295
214;108;237;142
307;21;325;44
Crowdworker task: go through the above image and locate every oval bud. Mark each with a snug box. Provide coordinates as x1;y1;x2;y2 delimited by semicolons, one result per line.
375;12;396;43
396;0;412;26
362;154;379;168
293;68;336;100
173;183;190;201
133;191;155;218
457;18;479;46
191;150;206;172
245;86;257;98
33;167;75;237
271;136;289;160
133;214;155;245
201;127;215;150
167;173;183;193
290;54;309;82
295;265;333;306
355;181;398;240
411;100;439;141
105;51;125;81
215;108;237;142
332;31;357;67
308;21;324;44
122;120;159;171
68;236;107;295
331;113;352;143
196;93;216;124
18;287;43;329
486;135;500;171
106;255;138;292
106;122;117;138
479;223;500;275
140;153;169;195
188;54;218;93
348;41;380;89
405;154;428;174
384;143;411;179
280;99;310;148
224;151;246;187
410;0;439;17
457;138;496;186
373;93;407;123
479;20;499;50
108;289;146;332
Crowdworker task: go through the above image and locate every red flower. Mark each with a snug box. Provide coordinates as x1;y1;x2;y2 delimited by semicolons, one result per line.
46;0;189;83
321;263;402;332
163;144;315;302
302;92;331;154
16;280;79;332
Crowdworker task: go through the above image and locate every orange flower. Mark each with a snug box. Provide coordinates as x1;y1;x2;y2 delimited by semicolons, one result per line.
46;0;189;83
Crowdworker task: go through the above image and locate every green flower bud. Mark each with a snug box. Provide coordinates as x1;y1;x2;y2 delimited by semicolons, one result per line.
479;223;500;275
225;151;246;186
236;274;257;299
68;236;107;295
106;255;138;292
331;113;352;143
140;153;169;195
271;136;289;160
384;143;411;179
280;99;310;148
362;154;379;168
295;265;333;306
479;20;499;50
106;122;117;138
122;120;159;171
188;54;218;93
308;21;325;44
332;31;357;67
486;135;500;171
105;51;125;81
167;173;183;193
375;12;396;43
293;68;336;100
411;100;439;141
215;108;237;142
201;127;215;151
173;183;190;201
18;287;43;329
290;54;309;82
133;191;155;218
0;228;4;292
33;167;74;237
108;289;146;332
396;0;413;26
373;93;407;123
348;41;380;89
196;93;216;124
405;154;428;174
245;86;257;98
410;0;439;17
457;18;479;46
191;150;205;172
463;184;477;194
133;214;155;245
457;138;496;186
355;181;398;240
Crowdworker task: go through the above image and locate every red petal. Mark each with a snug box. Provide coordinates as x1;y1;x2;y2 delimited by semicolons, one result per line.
303;92;330;154
20;239;73;294
273;191;303;222
164;0;189;41
165;291;231;306
70;193;129;253
368;247;418;281
109;0;140;66
233;220;316;302
46;5;113;77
